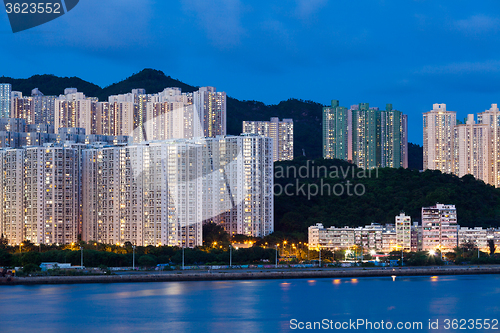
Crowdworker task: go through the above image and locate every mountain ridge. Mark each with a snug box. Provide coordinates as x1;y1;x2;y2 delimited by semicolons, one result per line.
1;68;422;164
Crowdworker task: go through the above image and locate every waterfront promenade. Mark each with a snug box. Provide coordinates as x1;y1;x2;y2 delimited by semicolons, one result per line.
2;265;500;285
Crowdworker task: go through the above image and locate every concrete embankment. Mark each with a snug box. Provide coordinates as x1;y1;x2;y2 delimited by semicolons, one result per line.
1;266;500;285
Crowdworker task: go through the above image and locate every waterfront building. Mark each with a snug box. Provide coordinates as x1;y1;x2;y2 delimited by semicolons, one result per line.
323;100;407;169
421;203;458;251
82;142;203;247
411;222;422;252
381;227;397;253
395;212;412;251
0;149;24;245
0;145;80;245
458;227;488;252
308;223;398;253
0;83;12;118
243;117;294;161
24;146;79;245
82;135;273;247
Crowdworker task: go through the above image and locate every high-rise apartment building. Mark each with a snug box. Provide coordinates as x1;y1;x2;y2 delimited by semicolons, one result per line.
395;212;411;251
421;203;458;251
0;83;12;118
82;135;273;246
24;146;79;245
11;89;56;126
54;88;97;135
0;145;79;245
323;100;407;169
96;101;134;137
323;100;349;160
242;117;294;161
423;104;457;173
424;103;500;187
453;114;490;182
109;87;226;143
192;87;226;138
0;149;24;244
478;104;500;187
82;142;203;247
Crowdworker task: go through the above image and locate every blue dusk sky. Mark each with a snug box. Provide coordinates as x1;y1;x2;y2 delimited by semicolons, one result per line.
1;0;500;144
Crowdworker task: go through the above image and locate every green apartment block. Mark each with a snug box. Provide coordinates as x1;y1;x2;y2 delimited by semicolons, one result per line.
323;100;348;160
323;100;407;169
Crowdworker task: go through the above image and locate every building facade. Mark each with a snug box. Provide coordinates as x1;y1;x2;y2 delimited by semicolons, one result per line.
395;212;411;251
421;204;458;251
243;117;294;161
82;135;274;247
323;100;407;169
0;83;11;118
0;145;80;245
11;89;56;126
423;104;457;174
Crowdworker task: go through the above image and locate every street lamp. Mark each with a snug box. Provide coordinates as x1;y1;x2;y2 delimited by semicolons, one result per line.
182;246;185;270
275;244;278;268
132;245;136;270
229;244;232;268
319;246;321;268
19;242;23;253
80;246;83;268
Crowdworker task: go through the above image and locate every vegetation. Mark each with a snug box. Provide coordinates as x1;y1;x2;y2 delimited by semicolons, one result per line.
408;143;423;170
274;158;500;240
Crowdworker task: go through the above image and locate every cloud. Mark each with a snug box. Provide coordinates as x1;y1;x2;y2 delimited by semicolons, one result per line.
295;0;327;19
453;14;500;34
418;60;500;75
181;0;245;48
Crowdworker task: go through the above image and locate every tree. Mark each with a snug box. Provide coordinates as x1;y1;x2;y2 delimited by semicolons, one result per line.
487;239;496;256
460;240;476;254
202;223;230;247
0;249;12;266
0;234;8;250
21;252;42;266
138;254;157;267
22;263;40;275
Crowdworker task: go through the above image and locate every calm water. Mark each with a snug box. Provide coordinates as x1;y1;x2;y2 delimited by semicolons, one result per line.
1;274;500;332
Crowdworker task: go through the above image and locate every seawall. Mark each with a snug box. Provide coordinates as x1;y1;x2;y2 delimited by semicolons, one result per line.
1;266;500;285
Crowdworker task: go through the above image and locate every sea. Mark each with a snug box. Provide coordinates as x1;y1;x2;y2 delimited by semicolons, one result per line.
1;274;499;332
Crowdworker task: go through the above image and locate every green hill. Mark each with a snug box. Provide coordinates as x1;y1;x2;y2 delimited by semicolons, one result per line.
3;68;418;161
274;158;500;238
0;74;101;97
97;69;199;100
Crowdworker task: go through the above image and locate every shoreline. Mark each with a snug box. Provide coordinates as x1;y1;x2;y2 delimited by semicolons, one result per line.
2;266;500;285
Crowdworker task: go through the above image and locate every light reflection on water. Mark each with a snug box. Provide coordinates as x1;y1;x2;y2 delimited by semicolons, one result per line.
0;275;499;333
